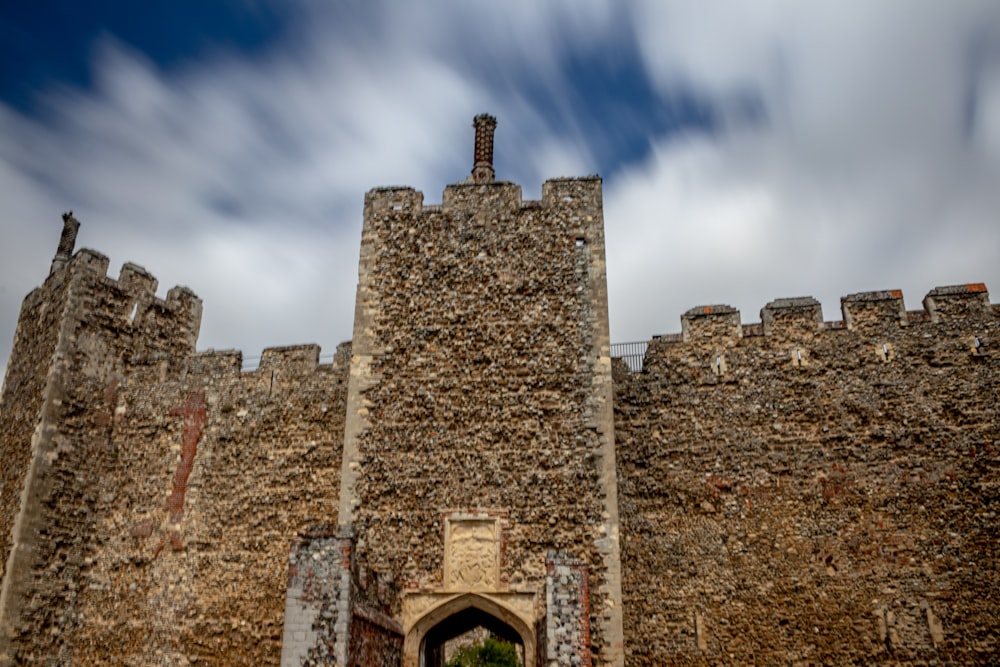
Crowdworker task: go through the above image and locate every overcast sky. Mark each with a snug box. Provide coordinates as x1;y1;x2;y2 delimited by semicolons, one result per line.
2;1;999;381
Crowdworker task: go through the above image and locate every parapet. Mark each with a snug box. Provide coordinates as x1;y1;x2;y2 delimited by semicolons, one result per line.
189;349;244;377
923;283;991;323
364;177;603;221
441;181;523;216
361;116;601;231
258;344;322;375
841;289;906;332
333;341;352;372
660;284;994;347
67;248;111;278
365;187;425;217
245;344;335;396
119;262;158;300
65;249;203;354
761;297;823;337
681;305;742;343
541;176;602;210
186;343;345;383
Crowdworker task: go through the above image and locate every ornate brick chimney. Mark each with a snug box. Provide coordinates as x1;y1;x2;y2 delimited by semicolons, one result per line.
49;211;80;275
471;113;497;183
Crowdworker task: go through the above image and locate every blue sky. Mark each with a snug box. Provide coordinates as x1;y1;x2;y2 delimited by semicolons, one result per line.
2;1;999;378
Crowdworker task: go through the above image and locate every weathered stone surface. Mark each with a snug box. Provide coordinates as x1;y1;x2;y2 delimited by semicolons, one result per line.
616;286;999;665
341;175;624;666
280;526;402;667
0;252;347;666
0;118;996;666
546;553;592;666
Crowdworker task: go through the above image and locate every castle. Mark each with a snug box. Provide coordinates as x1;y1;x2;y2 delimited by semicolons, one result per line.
0;115;997;666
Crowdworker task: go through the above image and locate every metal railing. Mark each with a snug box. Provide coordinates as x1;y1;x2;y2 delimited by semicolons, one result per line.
610;341;647;373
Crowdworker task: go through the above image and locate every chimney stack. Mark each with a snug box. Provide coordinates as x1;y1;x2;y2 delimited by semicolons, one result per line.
471;113;497;183
49;211;80;275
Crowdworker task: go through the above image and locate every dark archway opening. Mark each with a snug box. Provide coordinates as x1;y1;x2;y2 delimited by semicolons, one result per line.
421;607;524;667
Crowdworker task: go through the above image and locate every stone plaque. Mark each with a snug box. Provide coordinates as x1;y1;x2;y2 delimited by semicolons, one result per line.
444;516;499;592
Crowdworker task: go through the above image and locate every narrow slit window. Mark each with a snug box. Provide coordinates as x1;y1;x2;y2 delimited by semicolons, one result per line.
713;355;725;375
879;342;893;362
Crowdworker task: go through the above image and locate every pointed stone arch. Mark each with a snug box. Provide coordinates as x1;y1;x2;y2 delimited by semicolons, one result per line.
403;592;536;667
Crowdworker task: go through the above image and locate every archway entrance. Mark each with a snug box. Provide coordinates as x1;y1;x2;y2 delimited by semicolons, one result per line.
403;593;536;667
423;606;523;666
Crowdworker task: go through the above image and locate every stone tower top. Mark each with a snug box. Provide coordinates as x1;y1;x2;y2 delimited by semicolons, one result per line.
49;211;80;275
471;113;497;183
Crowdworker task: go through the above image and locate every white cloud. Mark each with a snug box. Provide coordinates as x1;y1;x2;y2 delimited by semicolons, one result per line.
606;0;1000;340
974;65;1000;157
0;3;604;381
2;1;999;382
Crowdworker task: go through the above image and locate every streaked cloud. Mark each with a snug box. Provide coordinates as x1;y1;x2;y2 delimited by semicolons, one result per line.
2;1;999;381
609;0;1000;337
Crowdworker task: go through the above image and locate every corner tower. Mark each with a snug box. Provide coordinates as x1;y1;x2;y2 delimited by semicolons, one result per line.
0;218;202;665
336;117;624;666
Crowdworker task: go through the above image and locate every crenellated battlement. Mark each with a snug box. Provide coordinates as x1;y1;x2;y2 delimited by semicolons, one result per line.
365;186;425;216
441;181;523;215
681;304;743;343
841;289;908;332
541;175;602;209
364;177;603;222
54;248;204;357
620;298;999;667
118;261;158;302
259;343;321;371
760;297;824;337
4;115;997;667
68;247;111;277
187;342;350;383
922;282;991;322
647;284;995;369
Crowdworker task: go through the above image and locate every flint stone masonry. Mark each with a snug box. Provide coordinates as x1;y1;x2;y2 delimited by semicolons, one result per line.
340;175;624;666
0;117;997;666
546;554;592;667
281;527;346;666
347;547;404;666
280;527;402;667
616;285;999;665
0;249;348;665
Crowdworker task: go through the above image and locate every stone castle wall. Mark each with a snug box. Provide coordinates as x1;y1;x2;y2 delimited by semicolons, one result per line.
339;177;623;664
281;526;403;666
0;251;350;665
0;267;70;608
0;170;997;664
615;285;999;664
